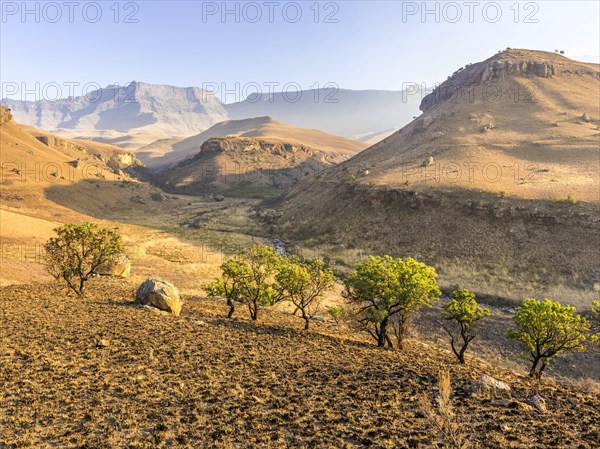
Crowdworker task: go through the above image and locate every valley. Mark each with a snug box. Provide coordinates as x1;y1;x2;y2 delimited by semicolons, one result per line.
1;43;599;448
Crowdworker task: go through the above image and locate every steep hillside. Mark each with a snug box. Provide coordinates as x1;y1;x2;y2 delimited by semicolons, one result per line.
277;50;600;305
137;116;367;170
2;82;228;150
225;88;420;141
156;135;355;197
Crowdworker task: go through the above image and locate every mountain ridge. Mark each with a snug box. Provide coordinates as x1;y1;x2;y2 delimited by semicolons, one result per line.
2;83;420;150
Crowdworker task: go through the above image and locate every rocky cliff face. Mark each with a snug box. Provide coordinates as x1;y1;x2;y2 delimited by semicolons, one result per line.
199;136;308;156
421;49;600;112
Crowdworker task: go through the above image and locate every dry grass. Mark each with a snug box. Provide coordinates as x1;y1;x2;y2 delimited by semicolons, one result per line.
418;370;470;449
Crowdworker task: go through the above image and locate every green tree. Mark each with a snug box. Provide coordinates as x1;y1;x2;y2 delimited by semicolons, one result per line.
205;258;249;319
44;222;124;297
275;256;335;330
442;289;490;364
589;300;600;350
206;245;280;320
508;298;589;380
344;256;440;349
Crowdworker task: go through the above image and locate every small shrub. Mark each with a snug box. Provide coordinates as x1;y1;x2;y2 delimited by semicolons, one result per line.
418;370;470;449
275;256;335;330
442;289;490;364
206;245;280;320
327;305;350;325
44;222;124;297
589;300;600;350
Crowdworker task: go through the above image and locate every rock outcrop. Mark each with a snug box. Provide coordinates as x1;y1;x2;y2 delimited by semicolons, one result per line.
135;279;183;316
469;374;512;398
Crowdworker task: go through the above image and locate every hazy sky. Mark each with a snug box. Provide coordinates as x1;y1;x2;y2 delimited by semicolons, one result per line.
1;1;599;103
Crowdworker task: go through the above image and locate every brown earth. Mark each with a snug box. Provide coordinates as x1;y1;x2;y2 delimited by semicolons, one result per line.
1;279;599;449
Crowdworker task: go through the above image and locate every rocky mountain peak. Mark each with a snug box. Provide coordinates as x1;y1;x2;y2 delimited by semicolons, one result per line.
421;49;600;112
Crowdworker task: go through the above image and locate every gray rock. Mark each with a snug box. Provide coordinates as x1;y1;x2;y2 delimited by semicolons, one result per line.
96;339;110;348
422;156;434;167
527;394;547;413
469;374;511;398
135;279;183;316
150;191;167;202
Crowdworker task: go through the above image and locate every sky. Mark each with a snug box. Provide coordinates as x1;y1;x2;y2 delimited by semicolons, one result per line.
1;1;599;103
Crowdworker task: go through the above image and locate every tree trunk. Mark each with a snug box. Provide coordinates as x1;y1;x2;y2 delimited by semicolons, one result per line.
529;356;541;378
537;359;549;380
457;343;467;364
301;309;310;330
251;301;258;321
78;278;86;297
227;300;235;319
377;317;389;347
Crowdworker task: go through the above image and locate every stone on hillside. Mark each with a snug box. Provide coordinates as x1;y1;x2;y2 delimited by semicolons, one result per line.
213;195;225;202
150;191;167;202
422;156;434;167
469;374;511;398
98;253;131;278
96;339;110;348
135;278;183;316
527;394;547;413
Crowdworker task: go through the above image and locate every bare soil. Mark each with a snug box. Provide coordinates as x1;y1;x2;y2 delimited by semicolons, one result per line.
1;279;599;449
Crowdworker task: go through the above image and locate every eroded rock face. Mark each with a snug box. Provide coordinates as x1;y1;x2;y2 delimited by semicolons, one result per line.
36;135;87;152
135;279;182;316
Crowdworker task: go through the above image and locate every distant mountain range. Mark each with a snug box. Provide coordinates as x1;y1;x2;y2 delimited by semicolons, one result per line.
224;89;420;142
2;82;421;151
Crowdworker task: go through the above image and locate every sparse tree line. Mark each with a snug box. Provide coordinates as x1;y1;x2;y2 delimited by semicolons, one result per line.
45;222;600;380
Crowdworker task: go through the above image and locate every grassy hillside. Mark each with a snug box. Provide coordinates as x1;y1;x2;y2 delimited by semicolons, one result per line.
277;50;600;306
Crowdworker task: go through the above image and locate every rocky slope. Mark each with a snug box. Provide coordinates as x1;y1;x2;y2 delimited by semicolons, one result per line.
1;279;598;448
156;135;348;196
